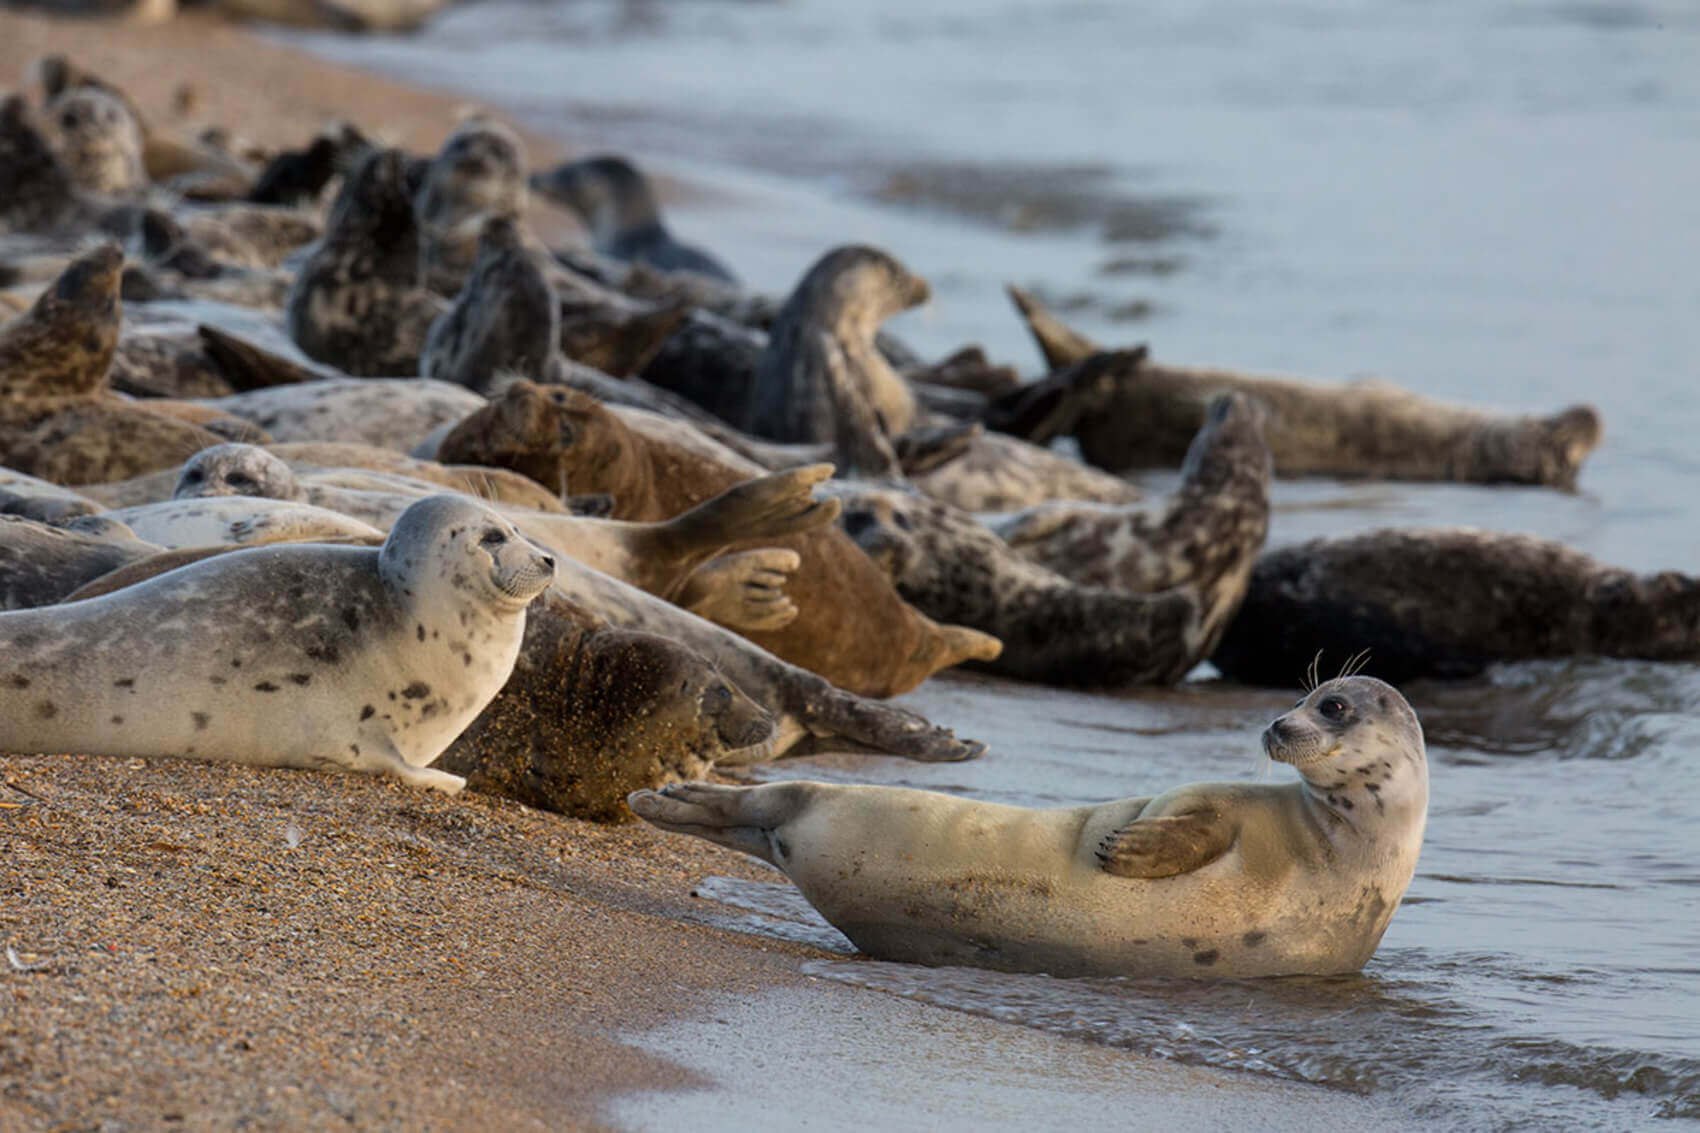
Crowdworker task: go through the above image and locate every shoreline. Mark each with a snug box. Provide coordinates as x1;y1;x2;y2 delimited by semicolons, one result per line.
0;12;1409;1129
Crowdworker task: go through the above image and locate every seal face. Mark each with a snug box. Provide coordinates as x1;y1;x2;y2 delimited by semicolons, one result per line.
414;115;529;296
0;495;555;793
48;87;146;196
631;675;1429;979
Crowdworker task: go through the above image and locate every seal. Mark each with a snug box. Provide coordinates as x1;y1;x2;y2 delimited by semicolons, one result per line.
285;147;448;376
1213;528;1700;685
436;380;1003;697
0;245;241;485
414;115;529;296
907;430;1142;513
0;513;158;610
1004;290;1603;490
832;395;1269;686
420;215;559;395
529;154;737;283
436;591;776;821
746;245;929;444
197;377;487;451
103;496;384;548
632;675;1429;979
0;494;556;792
172;443;839;620
46;85;147;196
0;94;92;235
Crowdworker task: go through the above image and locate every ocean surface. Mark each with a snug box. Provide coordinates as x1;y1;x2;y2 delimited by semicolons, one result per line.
290;2;1700;1127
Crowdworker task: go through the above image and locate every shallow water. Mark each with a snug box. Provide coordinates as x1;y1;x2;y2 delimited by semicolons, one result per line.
290;2;1700;1126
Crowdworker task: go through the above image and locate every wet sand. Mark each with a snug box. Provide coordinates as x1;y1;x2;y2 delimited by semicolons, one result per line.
0;11;1409;1129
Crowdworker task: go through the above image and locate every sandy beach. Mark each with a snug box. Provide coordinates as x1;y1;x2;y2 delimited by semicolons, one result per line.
0;15;1415;1128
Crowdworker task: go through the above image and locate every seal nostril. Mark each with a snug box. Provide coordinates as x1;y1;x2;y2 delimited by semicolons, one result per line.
539;554;556;570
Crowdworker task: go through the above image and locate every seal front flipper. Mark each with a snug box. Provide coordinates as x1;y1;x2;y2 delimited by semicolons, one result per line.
345;735;467;795
1095;809;1236;879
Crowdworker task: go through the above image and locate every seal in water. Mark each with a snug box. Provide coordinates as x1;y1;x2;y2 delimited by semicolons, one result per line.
437;381;1002;698
1003;290;1602;490
1213;528;1700;685
746;245;929;445
529;154;737;283
834;393;1268;686
285;148;448;376
632;675;1429;979
0;495;555;792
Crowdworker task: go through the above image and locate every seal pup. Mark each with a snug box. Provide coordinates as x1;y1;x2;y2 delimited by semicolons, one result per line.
285;148;448;376
0;495;555;792
414;116;529;296
746;245;929;444
46;86;147;196
1214;529;1700;685
529;154;737;283
633;675;1429;979
1005;291;1602;490
420;215;558;395
437;381;1003;697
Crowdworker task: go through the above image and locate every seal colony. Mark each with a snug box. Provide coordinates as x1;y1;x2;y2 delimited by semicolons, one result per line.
0;48;1685;996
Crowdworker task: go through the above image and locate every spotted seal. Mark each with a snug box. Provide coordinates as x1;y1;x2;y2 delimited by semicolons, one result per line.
833;394;1269;686
633;675;1428;979
1213;528;1700;684
0;495;555;792
529;154;737;283
285;148;448;376
197;377;487;451
0;513;158;610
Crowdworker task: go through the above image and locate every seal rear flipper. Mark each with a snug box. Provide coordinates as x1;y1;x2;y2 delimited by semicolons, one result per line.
798;687;986;763
894;421;981;478
627;782;789;864
1006;284;1099;369
655;464;841;567
1096;810;1235;879
198;325;322;391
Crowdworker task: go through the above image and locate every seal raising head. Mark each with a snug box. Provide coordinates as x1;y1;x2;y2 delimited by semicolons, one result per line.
48;87;146;195
632;674;1429;978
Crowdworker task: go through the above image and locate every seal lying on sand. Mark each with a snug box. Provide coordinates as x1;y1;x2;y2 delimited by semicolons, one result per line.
0;495;555;793
286;148;448;376
437;592;775;821
438;381;1002;697
1004;292;1602;490
633;675;1429;979
746;245;929;444
1213;529;1700;684
530;154;737;283
834;394;1269;686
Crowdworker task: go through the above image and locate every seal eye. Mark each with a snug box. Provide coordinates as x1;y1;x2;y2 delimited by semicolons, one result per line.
479;528;508;548
227;473;255;492
183;468;203;484
1318;696;1349;721
701;684;731;716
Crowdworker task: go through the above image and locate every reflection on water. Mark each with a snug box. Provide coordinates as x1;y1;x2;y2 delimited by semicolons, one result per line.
287;1;1700;1125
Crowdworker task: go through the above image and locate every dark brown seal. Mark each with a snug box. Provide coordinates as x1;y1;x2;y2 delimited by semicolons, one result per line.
437;381;1002;697
285;148;448;377
1213;529;1700;685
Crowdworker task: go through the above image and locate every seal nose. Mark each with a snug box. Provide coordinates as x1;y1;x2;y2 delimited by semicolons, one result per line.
538;553;557;571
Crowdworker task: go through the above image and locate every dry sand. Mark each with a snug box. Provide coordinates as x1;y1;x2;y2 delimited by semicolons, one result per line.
0;12;1410;1130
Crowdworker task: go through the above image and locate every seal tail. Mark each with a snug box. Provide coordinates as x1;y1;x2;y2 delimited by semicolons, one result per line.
627;782;792;865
